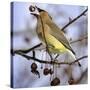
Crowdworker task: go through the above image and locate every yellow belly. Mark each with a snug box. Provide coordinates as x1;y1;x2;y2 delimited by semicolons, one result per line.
45;33;67;54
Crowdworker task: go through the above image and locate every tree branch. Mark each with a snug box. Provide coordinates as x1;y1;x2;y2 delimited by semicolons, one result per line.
69;56;87;65
70;36;87;44
12;43;42;54
61;8;88;31
14;51;87;65
54;36;87;59
12;35;87;60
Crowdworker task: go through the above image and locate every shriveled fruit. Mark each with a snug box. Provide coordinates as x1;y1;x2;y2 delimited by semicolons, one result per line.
31;63;37;70
50;77;60;86
43;68;49;75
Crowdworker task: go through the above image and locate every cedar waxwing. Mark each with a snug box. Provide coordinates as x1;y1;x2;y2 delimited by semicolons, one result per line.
30;6;80;63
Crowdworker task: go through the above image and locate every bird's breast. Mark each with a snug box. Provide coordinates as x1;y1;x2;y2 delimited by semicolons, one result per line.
36;21;49;42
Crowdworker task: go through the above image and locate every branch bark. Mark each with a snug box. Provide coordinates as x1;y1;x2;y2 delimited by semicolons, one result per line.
61;8;88;31
14;51;87;65
54;36;87;59
70;36;87;44
12;43;42;54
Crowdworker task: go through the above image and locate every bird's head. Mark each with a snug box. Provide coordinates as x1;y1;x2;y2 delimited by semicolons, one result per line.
29;5;52;20
29;5;40;18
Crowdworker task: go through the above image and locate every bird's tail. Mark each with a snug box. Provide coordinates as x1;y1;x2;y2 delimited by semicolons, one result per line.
67;49;81;66
67;49;76;60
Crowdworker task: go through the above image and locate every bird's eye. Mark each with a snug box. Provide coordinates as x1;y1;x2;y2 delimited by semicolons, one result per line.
29;5;36;12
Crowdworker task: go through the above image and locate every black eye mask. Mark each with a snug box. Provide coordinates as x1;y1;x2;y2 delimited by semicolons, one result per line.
35;6;45;12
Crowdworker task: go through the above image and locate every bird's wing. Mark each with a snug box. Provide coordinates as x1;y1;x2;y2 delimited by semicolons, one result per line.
46;22;75;55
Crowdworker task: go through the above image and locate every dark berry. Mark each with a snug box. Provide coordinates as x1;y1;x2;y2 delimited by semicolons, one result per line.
68;78;74;85
31;63;37;70
50;77;60;86
43;68;49;75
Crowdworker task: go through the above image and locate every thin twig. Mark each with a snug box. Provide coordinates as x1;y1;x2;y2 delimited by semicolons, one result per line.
14;51;87;65
52;8;88;59
12;43;42;54
69;56;88;65
12;35;87;59
61;8;88;31
70;36;87;44
54;36;87;59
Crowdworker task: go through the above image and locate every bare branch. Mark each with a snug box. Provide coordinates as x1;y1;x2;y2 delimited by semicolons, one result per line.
61;8;88;31
54;36;87;59
69;56;88;65
14;51;87;65
70;36;87;44
12;43;42;54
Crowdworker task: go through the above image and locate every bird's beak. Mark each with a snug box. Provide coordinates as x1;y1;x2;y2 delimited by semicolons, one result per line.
30;13;39;17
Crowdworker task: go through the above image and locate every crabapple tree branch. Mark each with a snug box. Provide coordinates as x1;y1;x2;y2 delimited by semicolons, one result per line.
61;8;88;31
13;51;87;65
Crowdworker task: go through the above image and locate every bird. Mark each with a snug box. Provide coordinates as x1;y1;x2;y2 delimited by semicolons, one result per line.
30;6;80;64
